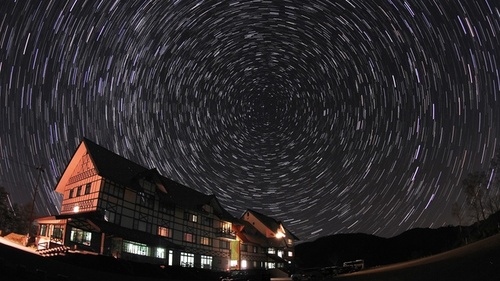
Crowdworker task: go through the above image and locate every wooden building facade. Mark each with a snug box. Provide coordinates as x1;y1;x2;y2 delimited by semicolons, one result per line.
35;138;297;271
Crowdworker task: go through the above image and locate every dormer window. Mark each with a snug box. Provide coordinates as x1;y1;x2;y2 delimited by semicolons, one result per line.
202;204;213;213
137;191;154;208
184;212;198;223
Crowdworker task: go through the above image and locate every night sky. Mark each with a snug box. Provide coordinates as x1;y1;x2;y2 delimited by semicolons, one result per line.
1;0;499;241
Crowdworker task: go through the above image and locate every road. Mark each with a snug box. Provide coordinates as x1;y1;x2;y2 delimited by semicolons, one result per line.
333;233;500;281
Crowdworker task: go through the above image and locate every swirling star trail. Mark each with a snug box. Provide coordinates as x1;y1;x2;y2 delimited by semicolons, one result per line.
1;0;499;240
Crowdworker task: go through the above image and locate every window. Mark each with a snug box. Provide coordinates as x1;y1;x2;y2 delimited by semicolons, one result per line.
160;204;175;215
39;224;48;236
85;183;91;194
76;186;82;197
184;233;195;243
267;262;276;269
288;251;293;257
69;189;74;199
180;252;194;267
268;248;276;255
70;228;92;246
158;226;170;237
52;226;64;240
104;181;124;198
168;250;173;266
201;216;213;227
156;247;166;259
220;240;229;249
123;240;150;256
184;212;198;223
137;191;154;208
277;250;284;258
201;255;213;269
200;236;211;246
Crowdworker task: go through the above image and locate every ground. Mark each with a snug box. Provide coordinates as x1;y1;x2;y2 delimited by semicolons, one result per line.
2;233;500;281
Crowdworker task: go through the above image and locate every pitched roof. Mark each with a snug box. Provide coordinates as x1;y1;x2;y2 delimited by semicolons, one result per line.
72;138;235;221
83;138;148;187
245;209;300;241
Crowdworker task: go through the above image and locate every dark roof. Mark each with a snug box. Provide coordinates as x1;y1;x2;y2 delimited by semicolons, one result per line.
157;176;237;222
83;138;236;221
83;138;148;187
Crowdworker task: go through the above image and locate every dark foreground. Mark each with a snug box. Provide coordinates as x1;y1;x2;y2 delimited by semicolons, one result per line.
334;232;500;281
2;233;500;281
0;238;221;281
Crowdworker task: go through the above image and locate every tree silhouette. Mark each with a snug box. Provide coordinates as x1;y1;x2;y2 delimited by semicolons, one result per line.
0;186;34;236
462;171;487;223
486;152;500;215
0;186;16;234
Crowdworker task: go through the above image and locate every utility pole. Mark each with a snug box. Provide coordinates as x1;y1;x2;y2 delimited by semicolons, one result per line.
27;166;44;236
1;158;45;244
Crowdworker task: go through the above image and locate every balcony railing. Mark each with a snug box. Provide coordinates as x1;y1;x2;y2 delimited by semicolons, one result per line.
216;227;236;239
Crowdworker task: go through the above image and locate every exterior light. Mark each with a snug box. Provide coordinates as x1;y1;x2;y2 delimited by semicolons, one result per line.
73;205;80;213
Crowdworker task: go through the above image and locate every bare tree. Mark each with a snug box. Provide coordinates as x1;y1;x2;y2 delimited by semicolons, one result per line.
0;186;16;235
451;202;466;227
486;152;500;215
462;171;488;223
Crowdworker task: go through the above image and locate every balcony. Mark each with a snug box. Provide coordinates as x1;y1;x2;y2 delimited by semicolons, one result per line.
216;227;236;240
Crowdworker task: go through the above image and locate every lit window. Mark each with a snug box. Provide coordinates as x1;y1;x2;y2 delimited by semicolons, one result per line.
168;250;173;266
123;240;150;256
268;248;276;254
158;226;170;237
184;212;198;223
241;260;247;269
201;255;213;269
39;224;48;236
288;251;293;257
70;228;92;246
278;250;284;258
200;236;211;246
184;233;195;243
156;247;166;259
180;252;194;267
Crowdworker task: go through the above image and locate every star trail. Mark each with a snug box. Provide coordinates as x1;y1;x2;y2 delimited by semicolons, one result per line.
1;0;499;241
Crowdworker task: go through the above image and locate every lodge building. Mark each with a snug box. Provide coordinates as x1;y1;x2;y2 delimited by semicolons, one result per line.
35;138;298;271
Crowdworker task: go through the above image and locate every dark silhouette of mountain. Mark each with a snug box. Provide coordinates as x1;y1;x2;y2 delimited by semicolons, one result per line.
295;210;500;269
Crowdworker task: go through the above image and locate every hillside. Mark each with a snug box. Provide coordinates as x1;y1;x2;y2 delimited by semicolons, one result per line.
295;210;500;269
